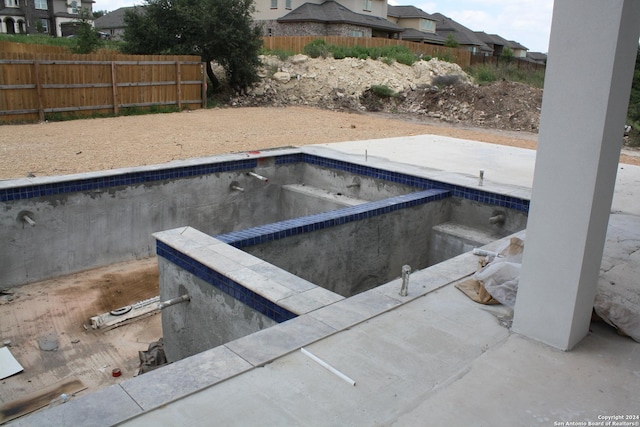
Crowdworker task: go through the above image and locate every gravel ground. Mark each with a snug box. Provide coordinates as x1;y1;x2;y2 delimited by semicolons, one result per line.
1;106;637;180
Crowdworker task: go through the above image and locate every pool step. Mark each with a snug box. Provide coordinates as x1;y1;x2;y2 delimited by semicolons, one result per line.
281;183;370;211
428;222;500;266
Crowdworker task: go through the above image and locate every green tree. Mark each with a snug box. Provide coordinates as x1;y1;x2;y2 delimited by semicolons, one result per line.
501;46;514;59
122;0;263;93
72;8;102;54
626;45;640;145
93;10;107;19
444;34;459;48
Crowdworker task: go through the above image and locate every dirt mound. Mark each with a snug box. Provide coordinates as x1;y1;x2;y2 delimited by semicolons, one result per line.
401;80;543;132
230;54;542;133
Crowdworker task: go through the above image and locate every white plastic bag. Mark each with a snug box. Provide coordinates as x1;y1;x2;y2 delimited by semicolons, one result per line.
473;261;521;307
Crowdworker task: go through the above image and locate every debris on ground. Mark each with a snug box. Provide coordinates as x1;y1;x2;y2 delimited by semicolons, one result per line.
138;339;167;374
230;55;542;133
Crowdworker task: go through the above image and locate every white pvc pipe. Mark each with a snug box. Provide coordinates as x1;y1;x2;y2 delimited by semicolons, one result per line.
300;347;356;386
248;171;269;182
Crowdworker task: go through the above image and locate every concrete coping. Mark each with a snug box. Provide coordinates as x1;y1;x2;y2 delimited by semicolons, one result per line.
18;230;526;426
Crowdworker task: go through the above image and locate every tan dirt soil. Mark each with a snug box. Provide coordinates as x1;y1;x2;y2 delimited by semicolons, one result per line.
2;106;638;180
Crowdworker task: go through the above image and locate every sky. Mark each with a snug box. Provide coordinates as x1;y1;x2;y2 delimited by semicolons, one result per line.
390;0;554;53
93;0;555;54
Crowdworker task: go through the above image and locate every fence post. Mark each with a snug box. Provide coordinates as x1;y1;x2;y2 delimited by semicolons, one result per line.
201;62;207;109
176;61;182;110
111;62;119;115
33;60;45;122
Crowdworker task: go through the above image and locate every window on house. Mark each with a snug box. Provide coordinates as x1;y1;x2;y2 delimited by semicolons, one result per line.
420;19;435;33
69;0;78;14
285;0;291;9
40;18;49;32
270;0;277;8
5;0;19;7
349;30;364;37
363;0;371;11
35;0;47;10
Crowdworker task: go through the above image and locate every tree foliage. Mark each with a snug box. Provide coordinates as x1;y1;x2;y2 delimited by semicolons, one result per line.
626;45;640;145
444;34;459;48
122;0;263;93
72;8;102;54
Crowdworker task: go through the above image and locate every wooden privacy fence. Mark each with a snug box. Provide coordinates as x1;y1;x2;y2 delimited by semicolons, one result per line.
262;36;471;68
470;54;546;72
0;51;206;123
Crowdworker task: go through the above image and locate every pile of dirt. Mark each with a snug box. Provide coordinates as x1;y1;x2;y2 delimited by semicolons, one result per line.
230;54;543;132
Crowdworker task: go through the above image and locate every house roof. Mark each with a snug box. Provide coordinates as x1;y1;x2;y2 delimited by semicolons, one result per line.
399;28;446;45
507;40;528;51
94;6;141;30
277;0;403;33
527;51;547;62
387;5;435;20
429;13;492;53
474;31;510;47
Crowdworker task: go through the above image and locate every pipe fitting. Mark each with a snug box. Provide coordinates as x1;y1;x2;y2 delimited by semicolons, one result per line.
158;294;190;309
489;212;506;226
247;171;268;182
230;181;244;192
400;265;411;297
18;211;36;227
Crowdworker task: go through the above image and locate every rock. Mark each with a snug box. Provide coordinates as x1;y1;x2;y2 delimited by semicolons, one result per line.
271;72;291;83
290;54;308;64
38;332;59;351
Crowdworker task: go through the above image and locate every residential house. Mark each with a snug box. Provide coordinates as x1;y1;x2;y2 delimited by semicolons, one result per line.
430;12;492;55
527;51;548;65
386;5;446;45
507;40;528;58
0;0;92;37
255;0;402;38
474;31;511;56
94;7;138;40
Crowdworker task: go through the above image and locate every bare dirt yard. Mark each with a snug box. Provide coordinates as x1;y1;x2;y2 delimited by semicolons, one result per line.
1;105;638;180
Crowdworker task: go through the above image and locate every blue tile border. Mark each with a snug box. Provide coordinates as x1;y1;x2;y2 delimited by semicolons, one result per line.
0;159;258;202
277;153;529;213
2;152;529;214
216;189;451;248
156;241;297;324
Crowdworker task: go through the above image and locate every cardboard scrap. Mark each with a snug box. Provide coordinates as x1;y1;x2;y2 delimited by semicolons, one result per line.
0;347;23;380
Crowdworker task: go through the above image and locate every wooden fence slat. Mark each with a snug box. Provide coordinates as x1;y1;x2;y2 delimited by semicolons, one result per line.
176;61;182;110
33;60;44;122
111;62;119;115
0;42;205;123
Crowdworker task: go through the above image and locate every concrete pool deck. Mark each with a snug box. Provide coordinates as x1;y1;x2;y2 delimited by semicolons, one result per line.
11;135;640;426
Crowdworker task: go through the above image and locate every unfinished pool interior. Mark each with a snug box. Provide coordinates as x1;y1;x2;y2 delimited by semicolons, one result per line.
0;145;531;410
151;150;529;362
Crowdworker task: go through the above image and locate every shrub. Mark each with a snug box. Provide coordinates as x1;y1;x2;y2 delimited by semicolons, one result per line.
303;39;330;58
370;84;398;98
432;75;461;87
395;52;416;66
261;48;294;61
381;57;394;65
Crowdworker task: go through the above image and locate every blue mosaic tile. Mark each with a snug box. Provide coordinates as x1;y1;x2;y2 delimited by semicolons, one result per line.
0;159;258;202
279;154;529;213
156;241;297;324
216;188;451;248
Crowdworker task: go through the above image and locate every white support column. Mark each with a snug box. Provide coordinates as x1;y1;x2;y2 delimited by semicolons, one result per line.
512;0;640;350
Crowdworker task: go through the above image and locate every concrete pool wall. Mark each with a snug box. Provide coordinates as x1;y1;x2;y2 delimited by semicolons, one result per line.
0;150;419;288
153;151;530;361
